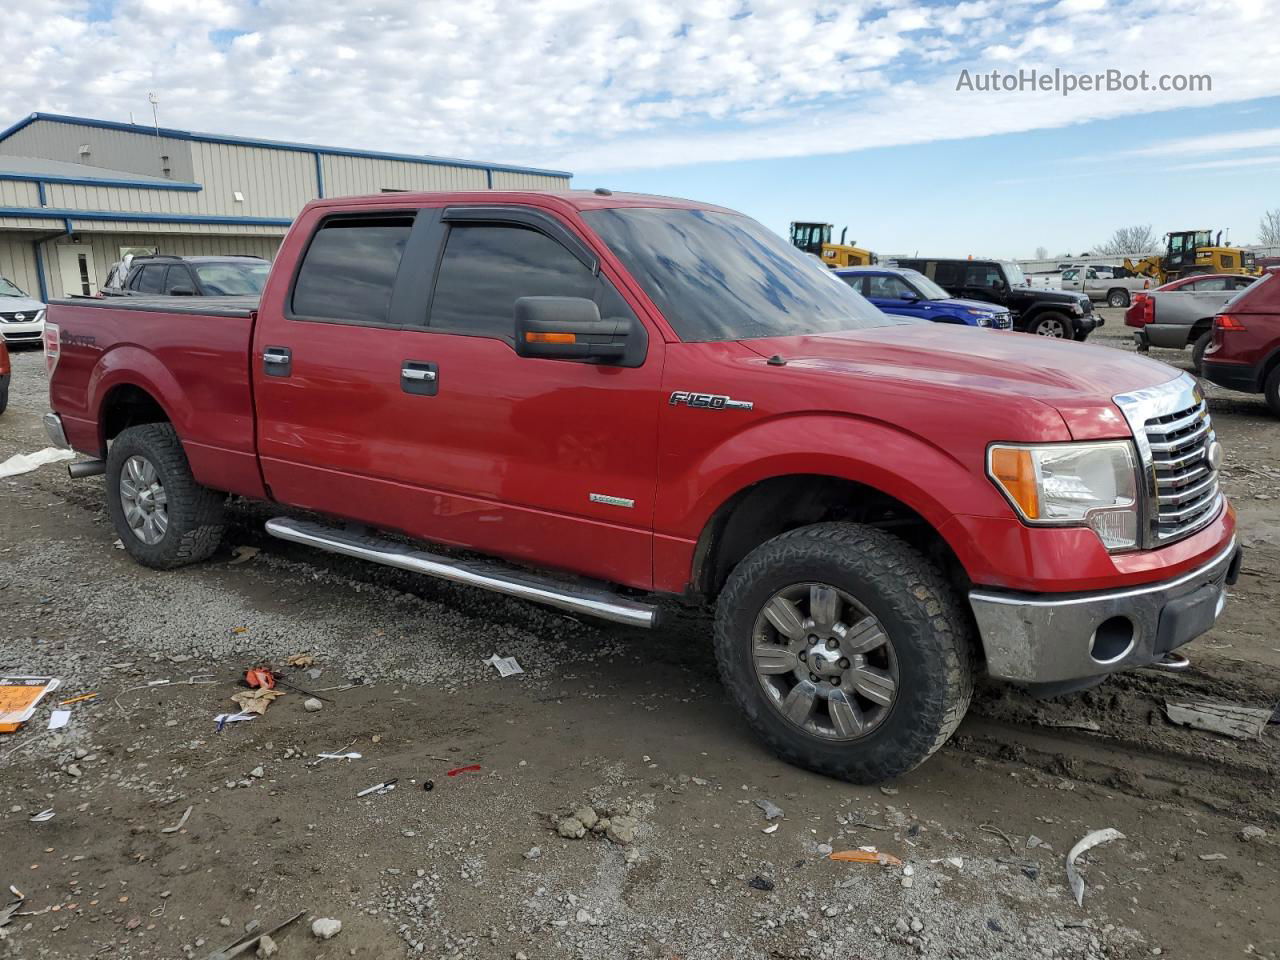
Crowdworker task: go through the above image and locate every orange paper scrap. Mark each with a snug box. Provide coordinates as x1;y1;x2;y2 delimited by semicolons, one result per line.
0;676;62;733
829;849;903;866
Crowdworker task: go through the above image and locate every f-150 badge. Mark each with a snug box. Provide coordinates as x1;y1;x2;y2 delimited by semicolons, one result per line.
669;391;753;411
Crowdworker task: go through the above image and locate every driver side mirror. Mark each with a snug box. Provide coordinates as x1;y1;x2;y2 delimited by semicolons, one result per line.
899;290;920;302
168;285;195;296
514;297;635;364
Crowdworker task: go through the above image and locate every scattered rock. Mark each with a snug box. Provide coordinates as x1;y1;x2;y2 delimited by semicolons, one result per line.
557;816;586;839
910;918;924;933
880;785;899;796
573;805;599;830
524;846;542;861
256;934;278;958
606;815;638;845
311;917;342;940
1199;852;1228;861
748;875;774;891
303;698;323;712
754;798;783;820
249;766;264;779
66;764;82;778
1239;826;1266;842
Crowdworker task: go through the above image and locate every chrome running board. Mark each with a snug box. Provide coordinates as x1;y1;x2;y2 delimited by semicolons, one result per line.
264;517;658;629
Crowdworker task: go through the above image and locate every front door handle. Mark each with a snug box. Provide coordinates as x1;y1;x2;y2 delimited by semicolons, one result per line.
401;360;439;396
263;347;292;377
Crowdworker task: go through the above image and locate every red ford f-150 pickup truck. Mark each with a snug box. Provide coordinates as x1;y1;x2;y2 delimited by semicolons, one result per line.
42;190;1241;783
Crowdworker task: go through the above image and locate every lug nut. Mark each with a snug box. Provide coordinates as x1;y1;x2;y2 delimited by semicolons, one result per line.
832;677;841;686
798;651;807;661
826;639;838;650
839;658;850;669
809;673;819;683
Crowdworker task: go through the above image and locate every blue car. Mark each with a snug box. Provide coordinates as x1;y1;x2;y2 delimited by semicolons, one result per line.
836;266;1013;329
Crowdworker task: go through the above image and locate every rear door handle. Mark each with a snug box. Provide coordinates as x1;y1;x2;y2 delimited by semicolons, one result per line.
401;360;439;396
263;347;292;377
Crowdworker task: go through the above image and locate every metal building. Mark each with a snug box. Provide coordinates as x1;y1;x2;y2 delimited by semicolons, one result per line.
0;112;572;302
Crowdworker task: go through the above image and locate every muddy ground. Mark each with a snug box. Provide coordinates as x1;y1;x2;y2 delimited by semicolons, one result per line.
1;309;1277;960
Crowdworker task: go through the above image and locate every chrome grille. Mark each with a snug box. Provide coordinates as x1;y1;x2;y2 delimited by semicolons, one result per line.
993;312;1013;330
1144;398;1220;543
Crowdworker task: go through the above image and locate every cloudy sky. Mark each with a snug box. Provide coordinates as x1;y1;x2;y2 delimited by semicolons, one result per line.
4;0;1279;254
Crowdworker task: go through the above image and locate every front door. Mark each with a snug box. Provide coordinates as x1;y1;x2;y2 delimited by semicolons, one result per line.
57;245;97;297
252;205;663;590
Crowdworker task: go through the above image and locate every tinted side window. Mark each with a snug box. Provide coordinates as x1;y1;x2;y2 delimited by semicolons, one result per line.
866;275;912;298
135;265;166;294
163;266;193;294
839;275;868;296
932;261;964;287
964;262;1004;288
429;224;601;339
292;216;414;324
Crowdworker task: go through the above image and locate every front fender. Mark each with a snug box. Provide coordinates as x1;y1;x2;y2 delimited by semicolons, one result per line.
653;413;1008;592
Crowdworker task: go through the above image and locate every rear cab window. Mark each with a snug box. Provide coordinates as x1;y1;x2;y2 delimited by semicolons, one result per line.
290;216;414;325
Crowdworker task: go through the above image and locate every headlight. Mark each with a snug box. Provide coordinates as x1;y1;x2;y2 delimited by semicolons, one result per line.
34;309;46;323
988;441;1139;551
976;316;991;327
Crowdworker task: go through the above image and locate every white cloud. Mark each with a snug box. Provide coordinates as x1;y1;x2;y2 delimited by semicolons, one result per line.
1124;127;1280;158
0;0;1276;175
1168;153;1280;170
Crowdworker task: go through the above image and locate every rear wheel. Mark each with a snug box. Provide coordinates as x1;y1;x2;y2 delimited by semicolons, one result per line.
713;522;974;784
1030;312;1072;338
105;423;225;569
1265;365;1280;418
1191;331;1212;374
1107;289;1130;308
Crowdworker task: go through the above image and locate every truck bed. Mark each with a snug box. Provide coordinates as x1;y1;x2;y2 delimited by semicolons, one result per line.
52;295;259;317
47;294;266;500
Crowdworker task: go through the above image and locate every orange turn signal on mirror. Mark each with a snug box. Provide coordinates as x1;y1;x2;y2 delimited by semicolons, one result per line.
989;447;1040;520
524;332;576;344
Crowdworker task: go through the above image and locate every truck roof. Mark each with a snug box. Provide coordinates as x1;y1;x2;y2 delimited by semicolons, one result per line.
304;189;738;217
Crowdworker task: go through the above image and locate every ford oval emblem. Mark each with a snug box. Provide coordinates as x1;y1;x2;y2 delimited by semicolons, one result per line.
1207;440;1224;471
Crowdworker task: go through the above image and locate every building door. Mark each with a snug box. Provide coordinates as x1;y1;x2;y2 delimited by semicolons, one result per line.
57;245;97;297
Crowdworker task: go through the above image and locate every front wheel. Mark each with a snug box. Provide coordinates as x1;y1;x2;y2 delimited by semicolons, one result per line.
1030;313;1072;338
1107;289;1130;308
105;423;226;569
713;522;974;784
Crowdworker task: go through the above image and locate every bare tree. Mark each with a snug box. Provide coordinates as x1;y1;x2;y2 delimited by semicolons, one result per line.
1093;225;1158;256
1034;245;1049;260
1260;208;1280;246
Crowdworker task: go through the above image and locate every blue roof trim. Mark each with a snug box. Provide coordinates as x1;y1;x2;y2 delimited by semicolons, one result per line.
0;172;202;192
0;112;573;180
0;205;291;227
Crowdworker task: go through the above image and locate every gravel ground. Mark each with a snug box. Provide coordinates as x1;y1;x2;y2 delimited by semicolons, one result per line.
1;316;1278;960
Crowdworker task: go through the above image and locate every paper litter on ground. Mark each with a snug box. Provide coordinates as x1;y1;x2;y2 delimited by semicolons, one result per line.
47;709;71;730
0;448;76;480
0;676;62;733
485;654;524;677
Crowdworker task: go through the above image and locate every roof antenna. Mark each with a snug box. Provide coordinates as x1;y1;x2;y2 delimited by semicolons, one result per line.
147;93;169;178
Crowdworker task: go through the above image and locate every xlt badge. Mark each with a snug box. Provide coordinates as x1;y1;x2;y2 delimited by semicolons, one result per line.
669;391;753;411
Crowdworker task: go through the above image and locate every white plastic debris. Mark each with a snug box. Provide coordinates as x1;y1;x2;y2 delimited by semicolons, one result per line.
484;654;524;677
754;798;784;820
0;448;75;480
316;751;362;761
1065;827;1125;906
29;808;55;823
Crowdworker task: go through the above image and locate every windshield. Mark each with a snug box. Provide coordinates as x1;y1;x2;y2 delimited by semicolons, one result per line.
904;271;952;300
0;277;28;297
194;262;270;295
582;208;897;341
1002;262;1027;287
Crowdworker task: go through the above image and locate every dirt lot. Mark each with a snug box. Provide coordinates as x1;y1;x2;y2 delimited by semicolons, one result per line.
2;311;1278;960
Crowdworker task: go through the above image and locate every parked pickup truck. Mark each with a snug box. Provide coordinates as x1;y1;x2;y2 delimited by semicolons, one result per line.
1126;274;1259;371
1060;266;1152;308
43;190;1241;784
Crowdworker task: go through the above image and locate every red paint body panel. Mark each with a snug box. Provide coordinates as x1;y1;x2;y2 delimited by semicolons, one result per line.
0;341;10;378
1202;271;1280;393
45;190;1238;602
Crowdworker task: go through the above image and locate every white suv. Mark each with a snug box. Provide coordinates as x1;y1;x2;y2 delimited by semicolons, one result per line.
0;277;46;346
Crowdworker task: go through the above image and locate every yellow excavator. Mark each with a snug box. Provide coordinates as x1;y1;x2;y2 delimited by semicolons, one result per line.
1124;229;1259;285
789;222;876;268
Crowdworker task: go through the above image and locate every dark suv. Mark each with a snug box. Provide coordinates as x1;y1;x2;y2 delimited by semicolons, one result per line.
112;255;270;297
894;258;1098;339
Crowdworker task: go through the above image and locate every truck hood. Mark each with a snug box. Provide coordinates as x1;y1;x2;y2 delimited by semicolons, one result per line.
740;324;1181;439
1010;286;1086;306
935;297;1007;314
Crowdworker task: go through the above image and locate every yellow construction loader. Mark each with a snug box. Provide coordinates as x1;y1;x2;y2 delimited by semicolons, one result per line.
1124;230;1259;285
789;222;876;268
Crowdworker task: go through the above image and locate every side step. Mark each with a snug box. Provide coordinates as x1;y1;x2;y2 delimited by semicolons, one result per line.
264;517;659;629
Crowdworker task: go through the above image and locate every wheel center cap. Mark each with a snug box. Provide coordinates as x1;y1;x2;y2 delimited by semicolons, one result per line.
807;644;842;676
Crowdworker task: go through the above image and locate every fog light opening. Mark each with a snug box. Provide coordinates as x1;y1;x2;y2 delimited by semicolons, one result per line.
1090;616;1135;665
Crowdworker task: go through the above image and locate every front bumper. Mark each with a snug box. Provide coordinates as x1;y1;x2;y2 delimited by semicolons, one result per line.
969;538;1241;684
0;320;45;344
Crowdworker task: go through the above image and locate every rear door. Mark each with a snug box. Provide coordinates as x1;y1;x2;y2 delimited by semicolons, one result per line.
252;204;663;589
958;261;1005;305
